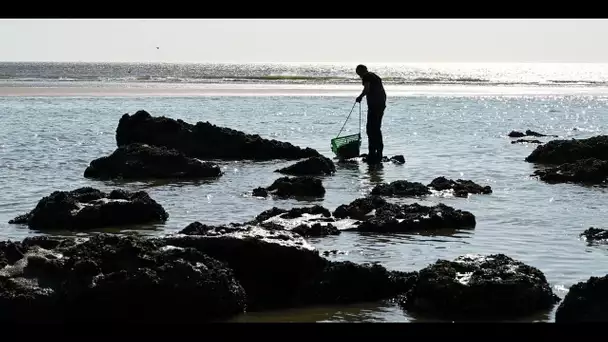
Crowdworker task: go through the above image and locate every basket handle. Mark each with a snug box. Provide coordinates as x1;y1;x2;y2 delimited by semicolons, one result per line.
335;101;360;139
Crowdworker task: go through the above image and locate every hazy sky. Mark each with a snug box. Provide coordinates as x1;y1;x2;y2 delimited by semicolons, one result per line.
1;19;608;63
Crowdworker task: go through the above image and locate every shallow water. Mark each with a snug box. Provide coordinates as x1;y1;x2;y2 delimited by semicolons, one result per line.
1;88;608;322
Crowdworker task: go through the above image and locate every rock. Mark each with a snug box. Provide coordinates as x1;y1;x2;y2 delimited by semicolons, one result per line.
399;254;560;320
249;206;340;237
253;205;331;223
428;177;493;198
525;130;557;137
292;223;340;237
357;202;476;233
390;155;406;164
580;227;608;243
8;187;168;231
532;158;608;185
166;226;417;311
0;234;246;323
371;180;431;197
509;130;556;138
252;187;269;198
511;139;543;144
84;143;223;180
275;156;336;176
360;154;406;164
525;135;608;165
115;110;320;161
259;176;326;198
555;274;608;322
332;196;387;220
508;131;526;138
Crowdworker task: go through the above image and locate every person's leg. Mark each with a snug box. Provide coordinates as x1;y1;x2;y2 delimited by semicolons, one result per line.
366;110;376;161
367;108;381;164
376;107;385;160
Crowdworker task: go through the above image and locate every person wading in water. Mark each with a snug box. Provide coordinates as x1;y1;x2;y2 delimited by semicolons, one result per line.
355;64;387;164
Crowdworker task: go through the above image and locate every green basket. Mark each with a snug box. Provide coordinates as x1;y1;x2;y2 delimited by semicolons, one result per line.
331;133;361;159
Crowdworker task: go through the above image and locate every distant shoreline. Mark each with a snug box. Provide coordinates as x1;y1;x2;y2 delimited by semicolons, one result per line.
2;82;608;97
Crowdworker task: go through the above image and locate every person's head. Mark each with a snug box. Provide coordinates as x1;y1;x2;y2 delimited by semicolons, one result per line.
356;64;368;78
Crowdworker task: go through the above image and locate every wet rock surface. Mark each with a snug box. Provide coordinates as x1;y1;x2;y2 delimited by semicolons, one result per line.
357;202;476;233
167;227;417;311
525;135;608;165
115;110;320;161
509;130;557;138
84;143;223;180
532;158;608;186
580;227;608;243
275;156;336;176
8;187;168;231
511;139;543;144
249;205;341;237
428;177;493;198
371;180;431;197
255;176;326;198
333;196;388;221
399;254;560;320
253;205;332;223
360;154;405;164
0;234;246;323
332;196;475;234
555;274;608;322
292;223;341;237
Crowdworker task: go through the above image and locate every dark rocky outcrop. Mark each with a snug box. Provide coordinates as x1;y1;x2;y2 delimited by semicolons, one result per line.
333;196;475;234
254;176;326;198
253;205;332;223
428;177;493;198
275;156;336;176
525;135;608;165
532;158;608;186
8;187;168;231
83;143;223;180
399;254;560;320
371;180;431;197
0;234;246;323
115;110;320;161
361;154;405;164
509;130;557;138
292;223;340;237
332;196;388;221
580;227;608;243
511;139;543;144
555;275;608;322
357;202;476;233
167;227;417;311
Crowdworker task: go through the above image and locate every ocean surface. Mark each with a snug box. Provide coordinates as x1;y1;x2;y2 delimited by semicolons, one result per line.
1;62;608;322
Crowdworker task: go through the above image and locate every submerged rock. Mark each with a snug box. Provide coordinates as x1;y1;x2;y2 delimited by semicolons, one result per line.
0;234;246;323
399;254;560;320
511;139;543;144
508;131;526;138
428;177;492;198
255;176;326;199
508;130;556;138
532;158;608;186
115;110;320;161
275;156;336;176
555;274;608;322
580;227;608;243
525;135;608;165
357;202;476;233
8;187;168;231
84;143;223;180
371;180;431;197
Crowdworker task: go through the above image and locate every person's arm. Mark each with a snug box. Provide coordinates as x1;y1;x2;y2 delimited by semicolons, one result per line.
356;81;370;102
